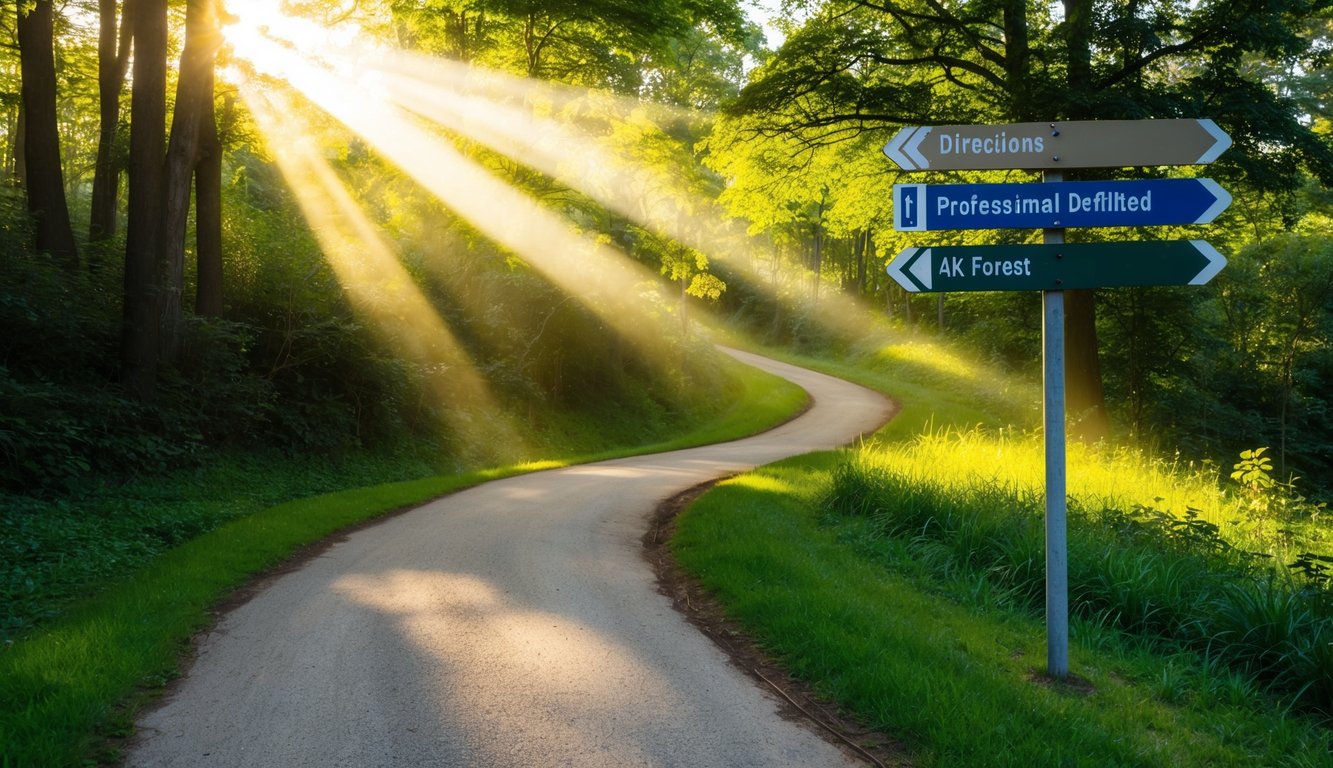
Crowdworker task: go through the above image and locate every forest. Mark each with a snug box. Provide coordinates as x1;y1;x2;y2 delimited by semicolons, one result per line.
0;0;1330;500
3;0;1333;764
1;0;1331;508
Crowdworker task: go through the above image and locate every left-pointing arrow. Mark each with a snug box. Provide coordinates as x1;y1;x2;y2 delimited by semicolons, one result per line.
887;247;933;292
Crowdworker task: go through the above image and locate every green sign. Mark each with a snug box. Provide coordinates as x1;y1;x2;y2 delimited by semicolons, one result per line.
887;240;1227;293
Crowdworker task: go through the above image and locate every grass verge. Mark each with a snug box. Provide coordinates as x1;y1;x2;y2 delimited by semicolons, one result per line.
674;329;1333;766
674;459;1333;767
0;353;807;768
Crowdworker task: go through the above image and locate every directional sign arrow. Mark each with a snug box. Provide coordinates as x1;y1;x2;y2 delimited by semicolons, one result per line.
883;119;1232;171
886;241;1227;293
893;178;1232;232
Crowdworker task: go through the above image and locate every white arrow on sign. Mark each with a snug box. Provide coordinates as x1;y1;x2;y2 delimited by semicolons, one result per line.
882;127;932;171
886;247;933;292
1188;240;1228;285
1195;179;1232;223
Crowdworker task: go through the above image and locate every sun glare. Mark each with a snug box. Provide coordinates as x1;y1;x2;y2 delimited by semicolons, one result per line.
217;2;891;398
222;1;367;83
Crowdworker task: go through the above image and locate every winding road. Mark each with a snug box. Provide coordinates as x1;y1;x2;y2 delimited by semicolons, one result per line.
128;349;894;767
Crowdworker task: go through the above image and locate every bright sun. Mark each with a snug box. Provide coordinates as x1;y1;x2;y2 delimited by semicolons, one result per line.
221;1;363;84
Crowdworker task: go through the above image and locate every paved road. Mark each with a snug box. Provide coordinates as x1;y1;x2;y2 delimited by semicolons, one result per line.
128;349;894;767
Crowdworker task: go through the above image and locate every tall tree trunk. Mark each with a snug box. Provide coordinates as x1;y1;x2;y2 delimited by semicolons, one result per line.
1063;0;1093;108
11;104;26;186
90;0;135;250
122;0;168;401
854;229;867;294
16;0;78;268
1059;0;1110;441
194;77;224;318
160;0;221;360
1002;0;1031;120
1064;289;1109;439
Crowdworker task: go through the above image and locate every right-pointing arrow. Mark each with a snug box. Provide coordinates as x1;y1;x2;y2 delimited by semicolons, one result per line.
1195;119;1233;164
1188;240;1228;285
1195;179;1232;224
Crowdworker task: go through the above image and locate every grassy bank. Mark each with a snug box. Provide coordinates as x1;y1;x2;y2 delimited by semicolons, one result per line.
0;353;807;768
674;329;1333;766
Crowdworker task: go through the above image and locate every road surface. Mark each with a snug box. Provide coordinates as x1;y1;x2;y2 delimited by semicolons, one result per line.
128;349;895;767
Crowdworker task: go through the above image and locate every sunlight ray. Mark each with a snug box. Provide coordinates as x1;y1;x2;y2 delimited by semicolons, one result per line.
222;6;879;351
235;35;676;358
239;83;531;460
367;64;879;341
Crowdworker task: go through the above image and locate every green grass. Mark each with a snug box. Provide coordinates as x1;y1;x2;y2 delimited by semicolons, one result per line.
675;458;1333;768
0;353;807;768
674;329;1333;766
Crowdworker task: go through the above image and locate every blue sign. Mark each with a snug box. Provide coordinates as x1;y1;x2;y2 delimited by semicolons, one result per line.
893;178;1231;232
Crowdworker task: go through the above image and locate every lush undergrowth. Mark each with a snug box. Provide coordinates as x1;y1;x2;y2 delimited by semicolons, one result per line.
0;352;807;768
828;429;1333;715
675;327;1333;766
0;346;787;646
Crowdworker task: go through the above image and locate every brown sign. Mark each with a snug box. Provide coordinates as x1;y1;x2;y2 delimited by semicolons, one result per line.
884;119;1231;171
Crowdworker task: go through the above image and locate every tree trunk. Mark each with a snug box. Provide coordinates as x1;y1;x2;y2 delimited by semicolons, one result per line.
1002;0;1031;119
16;0;78;269
90;0;135;249
194;74;224;318
11;103;26;186
1059;0;1109;441
1064;289;1110;440
160;0;222;360
122;0;168;401
1063;0;1094;106
854;229;867;295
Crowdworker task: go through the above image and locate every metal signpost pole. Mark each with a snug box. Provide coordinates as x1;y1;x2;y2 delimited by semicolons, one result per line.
1042;169;1069;678
884;117;1234;681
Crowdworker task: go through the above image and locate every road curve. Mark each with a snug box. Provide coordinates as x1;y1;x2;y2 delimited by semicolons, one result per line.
128;349;895;768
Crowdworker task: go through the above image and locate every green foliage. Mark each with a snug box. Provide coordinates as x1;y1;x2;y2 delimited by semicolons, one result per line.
389;0;748;91
0;353;804;768
1233;447;1276;493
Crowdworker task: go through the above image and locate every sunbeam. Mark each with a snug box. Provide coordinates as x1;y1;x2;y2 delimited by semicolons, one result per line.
232;33;680;359
221;2;883;374
239;83;531;461
356;52;879;342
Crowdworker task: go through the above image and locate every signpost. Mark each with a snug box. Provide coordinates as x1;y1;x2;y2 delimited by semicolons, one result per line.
883;119;1232;171
885;118;1232;680
886;241;1228;292
893;178;1231;231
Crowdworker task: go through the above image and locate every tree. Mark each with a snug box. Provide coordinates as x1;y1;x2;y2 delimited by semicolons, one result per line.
720;0;1333;438
121;0;167;400
16;0;77;267
391;0;747;91
194;78;225;318
159;0;223;359
89;0;133;248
